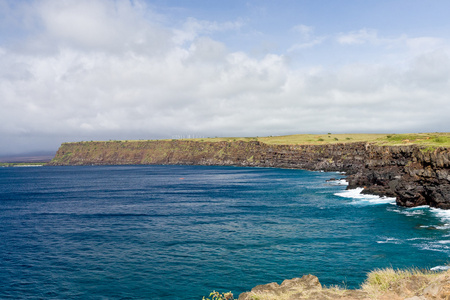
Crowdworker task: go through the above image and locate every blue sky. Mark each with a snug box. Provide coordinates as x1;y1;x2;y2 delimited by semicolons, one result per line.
1;0;450;155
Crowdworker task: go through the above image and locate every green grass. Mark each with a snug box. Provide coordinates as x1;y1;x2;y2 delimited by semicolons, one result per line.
189;133;450;147
64;133;450;148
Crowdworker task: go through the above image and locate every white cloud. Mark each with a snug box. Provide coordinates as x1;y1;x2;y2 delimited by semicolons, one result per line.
1;0;450;155
172;17;243;45
288;24;326;51
337;28;379;45
405;37;446;55
10;0;172;55
337;28;445;54
288;36;326;51
292;24;314;38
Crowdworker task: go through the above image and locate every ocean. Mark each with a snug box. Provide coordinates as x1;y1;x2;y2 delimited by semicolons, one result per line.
1;165;450;299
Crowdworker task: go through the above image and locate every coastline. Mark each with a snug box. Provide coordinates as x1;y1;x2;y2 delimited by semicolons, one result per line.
44;138;450;298
48;139;450;209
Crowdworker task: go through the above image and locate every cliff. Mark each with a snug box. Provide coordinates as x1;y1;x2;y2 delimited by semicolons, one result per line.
48;139;450;208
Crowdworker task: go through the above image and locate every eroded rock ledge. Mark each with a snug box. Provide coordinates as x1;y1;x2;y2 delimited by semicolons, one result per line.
48;140;450;208
237;272;450;300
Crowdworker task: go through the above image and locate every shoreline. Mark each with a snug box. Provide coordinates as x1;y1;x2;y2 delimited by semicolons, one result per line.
48;139;450;209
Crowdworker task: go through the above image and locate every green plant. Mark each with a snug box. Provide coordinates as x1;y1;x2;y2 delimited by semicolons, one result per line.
318;138;324;141
202;291;234;300
433;136;447;143
420;146;437;153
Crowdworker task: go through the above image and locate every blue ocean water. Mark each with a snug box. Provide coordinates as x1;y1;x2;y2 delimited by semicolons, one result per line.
1;165;450;300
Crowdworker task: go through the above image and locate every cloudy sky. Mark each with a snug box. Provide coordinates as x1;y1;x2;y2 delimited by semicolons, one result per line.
1;0;450;155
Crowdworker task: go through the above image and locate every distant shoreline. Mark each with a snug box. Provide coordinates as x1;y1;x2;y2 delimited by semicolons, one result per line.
0;154;53;164
0;162;46;167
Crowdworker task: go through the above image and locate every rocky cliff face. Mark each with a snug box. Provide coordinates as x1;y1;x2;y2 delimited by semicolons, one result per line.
48;140;450;209
348;145;450;209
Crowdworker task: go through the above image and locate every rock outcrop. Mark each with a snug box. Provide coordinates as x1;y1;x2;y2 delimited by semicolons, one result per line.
235;271;450;300
48;140;450;209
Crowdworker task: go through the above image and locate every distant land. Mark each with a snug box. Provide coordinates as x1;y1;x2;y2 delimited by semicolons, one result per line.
0;151;55;164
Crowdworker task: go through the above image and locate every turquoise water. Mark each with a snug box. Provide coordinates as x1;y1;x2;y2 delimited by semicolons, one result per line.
1;165;450;299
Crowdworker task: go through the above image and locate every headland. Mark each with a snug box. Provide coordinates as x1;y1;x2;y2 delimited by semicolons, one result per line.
48;133;450;209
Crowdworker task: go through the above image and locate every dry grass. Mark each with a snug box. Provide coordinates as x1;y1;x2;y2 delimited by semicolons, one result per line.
67;133;450;148
361;267;446;299
188;133;450;147
243;291;301;300
238;268;450;300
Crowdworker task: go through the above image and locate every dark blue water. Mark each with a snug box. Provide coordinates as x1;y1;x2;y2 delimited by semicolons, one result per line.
1;165;450;299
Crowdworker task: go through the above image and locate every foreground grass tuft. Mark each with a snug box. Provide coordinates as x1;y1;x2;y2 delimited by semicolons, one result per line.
361;267;445;299
363;268;428;291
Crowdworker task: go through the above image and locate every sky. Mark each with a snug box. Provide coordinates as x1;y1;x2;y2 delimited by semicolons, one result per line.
1;0;450;155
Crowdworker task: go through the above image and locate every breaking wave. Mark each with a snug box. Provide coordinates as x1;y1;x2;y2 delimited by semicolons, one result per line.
335;187;396;205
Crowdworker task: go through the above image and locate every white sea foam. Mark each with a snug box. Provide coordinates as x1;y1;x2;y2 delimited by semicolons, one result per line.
436;225;450;230
406;237;430;241
408;205;430;210
416;207;450;229
431;265;450;271
335;188;396;205
388;205;429;217
420;242;450;253
430;207;450;222
389;206;450;230
376;237;402;244
399;209;426;217
327;179;348;186
334;171;346;175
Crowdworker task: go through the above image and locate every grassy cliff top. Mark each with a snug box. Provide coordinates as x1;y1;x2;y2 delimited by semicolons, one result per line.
189;132;450;147
66;133;450;147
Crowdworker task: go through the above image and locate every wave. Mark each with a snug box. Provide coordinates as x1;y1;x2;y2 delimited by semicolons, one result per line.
335;188;396;205
327;179;348;186
376;237;402;244
431;266;450;271
394;206;428;217
430;207;450;223
419;242;450;253
388;206;450;231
